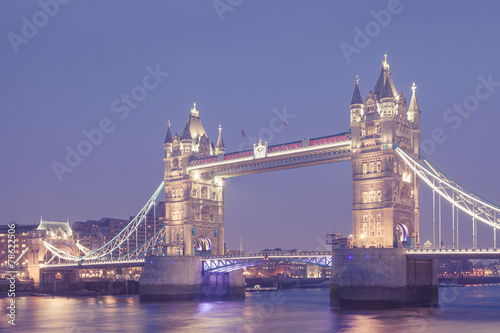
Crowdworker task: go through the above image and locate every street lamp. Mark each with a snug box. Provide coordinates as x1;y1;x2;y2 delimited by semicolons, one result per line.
360;234;365;248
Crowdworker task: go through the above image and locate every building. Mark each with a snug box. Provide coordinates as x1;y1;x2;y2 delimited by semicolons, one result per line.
163;104;226;256
326;233;354;249
71;202;165;258
438;259;473;277
0;224;38;270
350;55;421;248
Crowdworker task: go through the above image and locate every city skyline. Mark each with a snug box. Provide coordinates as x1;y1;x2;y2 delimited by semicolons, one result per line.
2;1;500;252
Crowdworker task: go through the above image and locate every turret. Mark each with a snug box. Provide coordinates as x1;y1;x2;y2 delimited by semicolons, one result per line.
180;116;192;155
407;82;420;126
350;75;364;124
163;120;173;158
215;125;225;155
407;82;421;155
375;55;397;118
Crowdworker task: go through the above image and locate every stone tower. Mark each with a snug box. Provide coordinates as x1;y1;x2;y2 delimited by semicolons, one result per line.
163;103;225;256
350;55;421;248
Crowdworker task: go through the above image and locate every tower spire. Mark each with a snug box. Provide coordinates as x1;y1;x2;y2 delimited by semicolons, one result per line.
382;53;389;70
408;82;421;122
350;75;363;105
164;120;173;144
181;116;192;140
374;53;397;101
191;102;199;117
215;124;225;154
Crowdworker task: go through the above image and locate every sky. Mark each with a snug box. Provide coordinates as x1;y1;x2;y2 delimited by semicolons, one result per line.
1;0;500;252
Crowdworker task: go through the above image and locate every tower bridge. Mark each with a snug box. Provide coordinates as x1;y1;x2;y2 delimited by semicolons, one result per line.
34;55;500;308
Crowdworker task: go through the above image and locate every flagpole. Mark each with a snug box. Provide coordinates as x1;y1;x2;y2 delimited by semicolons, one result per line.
240;129;246;152
282;121;287;147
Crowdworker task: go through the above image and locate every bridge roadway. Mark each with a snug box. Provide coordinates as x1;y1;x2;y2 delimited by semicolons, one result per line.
41;251;334;271
41;248;500;271
406;247;500;259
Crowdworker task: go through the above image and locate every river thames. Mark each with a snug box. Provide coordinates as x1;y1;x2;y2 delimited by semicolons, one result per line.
2;284;500;332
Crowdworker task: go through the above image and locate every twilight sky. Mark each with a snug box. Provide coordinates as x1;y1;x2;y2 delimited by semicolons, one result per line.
1;1;500;252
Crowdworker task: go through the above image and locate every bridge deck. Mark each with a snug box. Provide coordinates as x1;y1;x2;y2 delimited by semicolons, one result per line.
41;248;500;271
406;248;500;259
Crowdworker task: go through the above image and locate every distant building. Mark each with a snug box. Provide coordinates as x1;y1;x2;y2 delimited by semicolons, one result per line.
0;224;38;269
326;233;353;249
71;202;165;257
438;259;473;276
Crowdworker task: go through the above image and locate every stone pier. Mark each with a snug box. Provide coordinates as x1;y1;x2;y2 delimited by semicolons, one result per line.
139;256;245;302
38;268;80;293
330;248;438;309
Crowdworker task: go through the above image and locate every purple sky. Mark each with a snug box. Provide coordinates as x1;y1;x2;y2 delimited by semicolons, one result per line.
1;1;500;252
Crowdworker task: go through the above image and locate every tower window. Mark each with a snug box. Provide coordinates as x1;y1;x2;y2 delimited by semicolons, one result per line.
201;187;208;199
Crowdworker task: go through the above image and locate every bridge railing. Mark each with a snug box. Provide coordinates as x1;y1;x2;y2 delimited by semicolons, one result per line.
188;132;351;169
407;248;499;253
202;251;333;259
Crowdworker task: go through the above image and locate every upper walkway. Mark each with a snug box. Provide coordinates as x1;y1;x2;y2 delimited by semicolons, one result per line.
187;132;351;177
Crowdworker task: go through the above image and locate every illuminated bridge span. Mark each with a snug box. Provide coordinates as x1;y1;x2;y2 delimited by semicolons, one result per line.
41;247;500;271
188;132;351;178
202;251;333;273
406;248;500;259
41;252;333;272
42;258;145;269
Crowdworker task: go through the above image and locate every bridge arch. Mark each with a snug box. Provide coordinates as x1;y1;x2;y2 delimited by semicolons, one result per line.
193;236;212;256
394;218;413;247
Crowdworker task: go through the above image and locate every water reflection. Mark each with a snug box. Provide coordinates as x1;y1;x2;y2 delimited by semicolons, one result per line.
1;285;500;332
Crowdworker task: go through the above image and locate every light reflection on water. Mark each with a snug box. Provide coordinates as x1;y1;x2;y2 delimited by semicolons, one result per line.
1;285;500;332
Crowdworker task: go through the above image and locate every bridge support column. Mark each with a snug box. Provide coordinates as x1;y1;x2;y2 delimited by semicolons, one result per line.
27;264;41;291
330;248;438;309
38;269;80;294
139;256;245;302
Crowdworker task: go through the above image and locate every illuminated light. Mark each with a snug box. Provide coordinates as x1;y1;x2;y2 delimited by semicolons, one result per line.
348;255;352;260
171;261;174;264
39;264;44;268
402;173;411;183
366;255;370;259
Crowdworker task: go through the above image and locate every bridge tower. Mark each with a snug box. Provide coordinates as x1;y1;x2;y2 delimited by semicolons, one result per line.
163;103;225;256
350;55;421;248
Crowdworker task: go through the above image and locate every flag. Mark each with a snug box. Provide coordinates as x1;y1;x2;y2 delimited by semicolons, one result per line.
241;129;246;137
283;121;287;127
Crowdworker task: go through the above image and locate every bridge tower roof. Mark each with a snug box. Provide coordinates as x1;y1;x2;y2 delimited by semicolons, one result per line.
164;120;173;144
181;116;192;140
350;75;363;105
373;53;398;101
216;124;225;149
186;102;207;143
408;82;420;113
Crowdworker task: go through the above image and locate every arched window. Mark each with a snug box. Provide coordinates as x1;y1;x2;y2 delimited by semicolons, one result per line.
201;187;208;199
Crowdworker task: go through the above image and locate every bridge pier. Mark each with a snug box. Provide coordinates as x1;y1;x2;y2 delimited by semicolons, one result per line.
37;268;80;294
330;248;438;309
139;256;245;302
